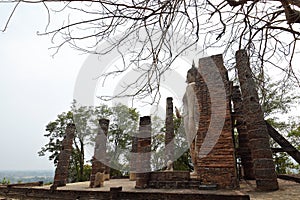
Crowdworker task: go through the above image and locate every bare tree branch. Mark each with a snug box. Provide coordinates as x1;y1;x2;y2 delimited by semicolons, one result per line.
1;1;20;32
1;0;300;103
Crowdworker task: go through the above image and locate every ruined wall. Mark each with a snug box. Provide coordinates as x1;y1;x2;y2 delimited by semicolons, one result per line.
235;50;278;191
90;119;110;188
194;55;238;189
51;123;76;189
135;116;152;189
231;85;255;180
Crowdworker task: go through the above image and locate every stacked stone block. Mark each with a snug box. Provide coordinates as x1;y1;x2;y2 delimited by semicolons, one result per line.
236;49;278;191
90;118;110;188
194;55;238;189
135;116;152;189
51;123;76;189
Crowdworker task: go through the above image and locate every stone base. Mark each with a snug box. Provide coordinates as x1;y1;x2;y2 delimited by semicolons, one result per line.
104;174;110;181
190;172;201;180
129;172;136;181
147;171;200;189
198;167;238;189
135;173;150;189
198;184;218;190
148;180;201;189
150;171;190;181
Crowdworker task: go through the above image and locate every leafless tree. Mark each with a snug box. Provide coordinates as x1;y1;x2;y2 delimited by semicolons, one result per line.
2;0;300;103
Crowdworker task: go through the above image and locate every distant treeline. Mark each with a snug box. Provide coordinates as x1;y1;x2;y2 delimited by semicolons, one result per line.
0;170;54;184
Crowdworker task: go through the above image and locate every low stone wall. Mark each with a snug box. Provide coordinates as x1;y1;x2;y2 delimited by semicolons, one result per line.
148;180;202;189
0;186;250;200
149;171;190;181
148;171;200;189
277;174;300;183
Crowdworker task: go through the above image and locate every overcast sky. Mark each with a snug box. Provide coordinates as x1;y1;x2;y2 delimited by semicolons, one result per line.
0;4;88;171
0;3;188;171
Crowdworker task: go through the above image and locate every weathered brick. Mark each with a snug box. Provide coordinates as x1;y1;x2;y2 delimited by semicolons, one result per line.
236;49;278;191
52;123;76;188
90;119;110;188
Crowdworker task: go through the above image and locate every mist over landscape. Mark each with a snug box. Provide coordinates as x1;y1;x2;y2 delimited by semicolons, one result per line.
0;170;54;184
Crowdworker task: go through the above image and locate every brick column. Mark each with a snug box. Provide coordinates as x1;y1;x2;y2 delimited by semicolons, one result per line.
236;49;278;191
90;118;110;188
135;116;151;189
194;55;238;189
51;123;75;189
165;97;175;163
232;85;255;180
130;132;138;181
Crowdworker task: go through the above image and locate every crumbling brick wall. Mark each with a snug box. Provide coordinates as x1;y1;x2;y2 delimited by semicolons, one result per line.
232;85;255;180
51;123;75;189
90;118;110;188
235;50;278;191
193;55;238;189
135;116;152;189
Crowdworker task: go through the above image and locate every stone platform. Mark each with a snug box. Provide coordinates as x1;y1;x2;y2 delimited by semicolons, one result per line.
0;179;248;200
1;178;300;200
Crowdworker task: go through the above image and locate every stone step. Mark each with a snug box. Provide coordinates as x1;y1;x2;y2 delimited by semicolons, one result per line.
198;184;218;190
148;180;202;189
149;171;190;181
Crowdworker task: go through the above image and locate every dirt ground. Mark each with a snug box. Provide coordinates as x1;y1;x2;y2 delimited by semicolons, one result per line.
240;179;300;200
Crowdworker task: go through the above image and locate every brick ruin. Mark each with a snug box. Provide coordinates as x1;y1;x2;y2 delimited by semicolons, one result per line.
90;118;110;188
180;51;278;190
51;123;76;190
231;85;255;180
51;50;283;192
235;50;278;190
191;55;239;189
135;116;152;189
